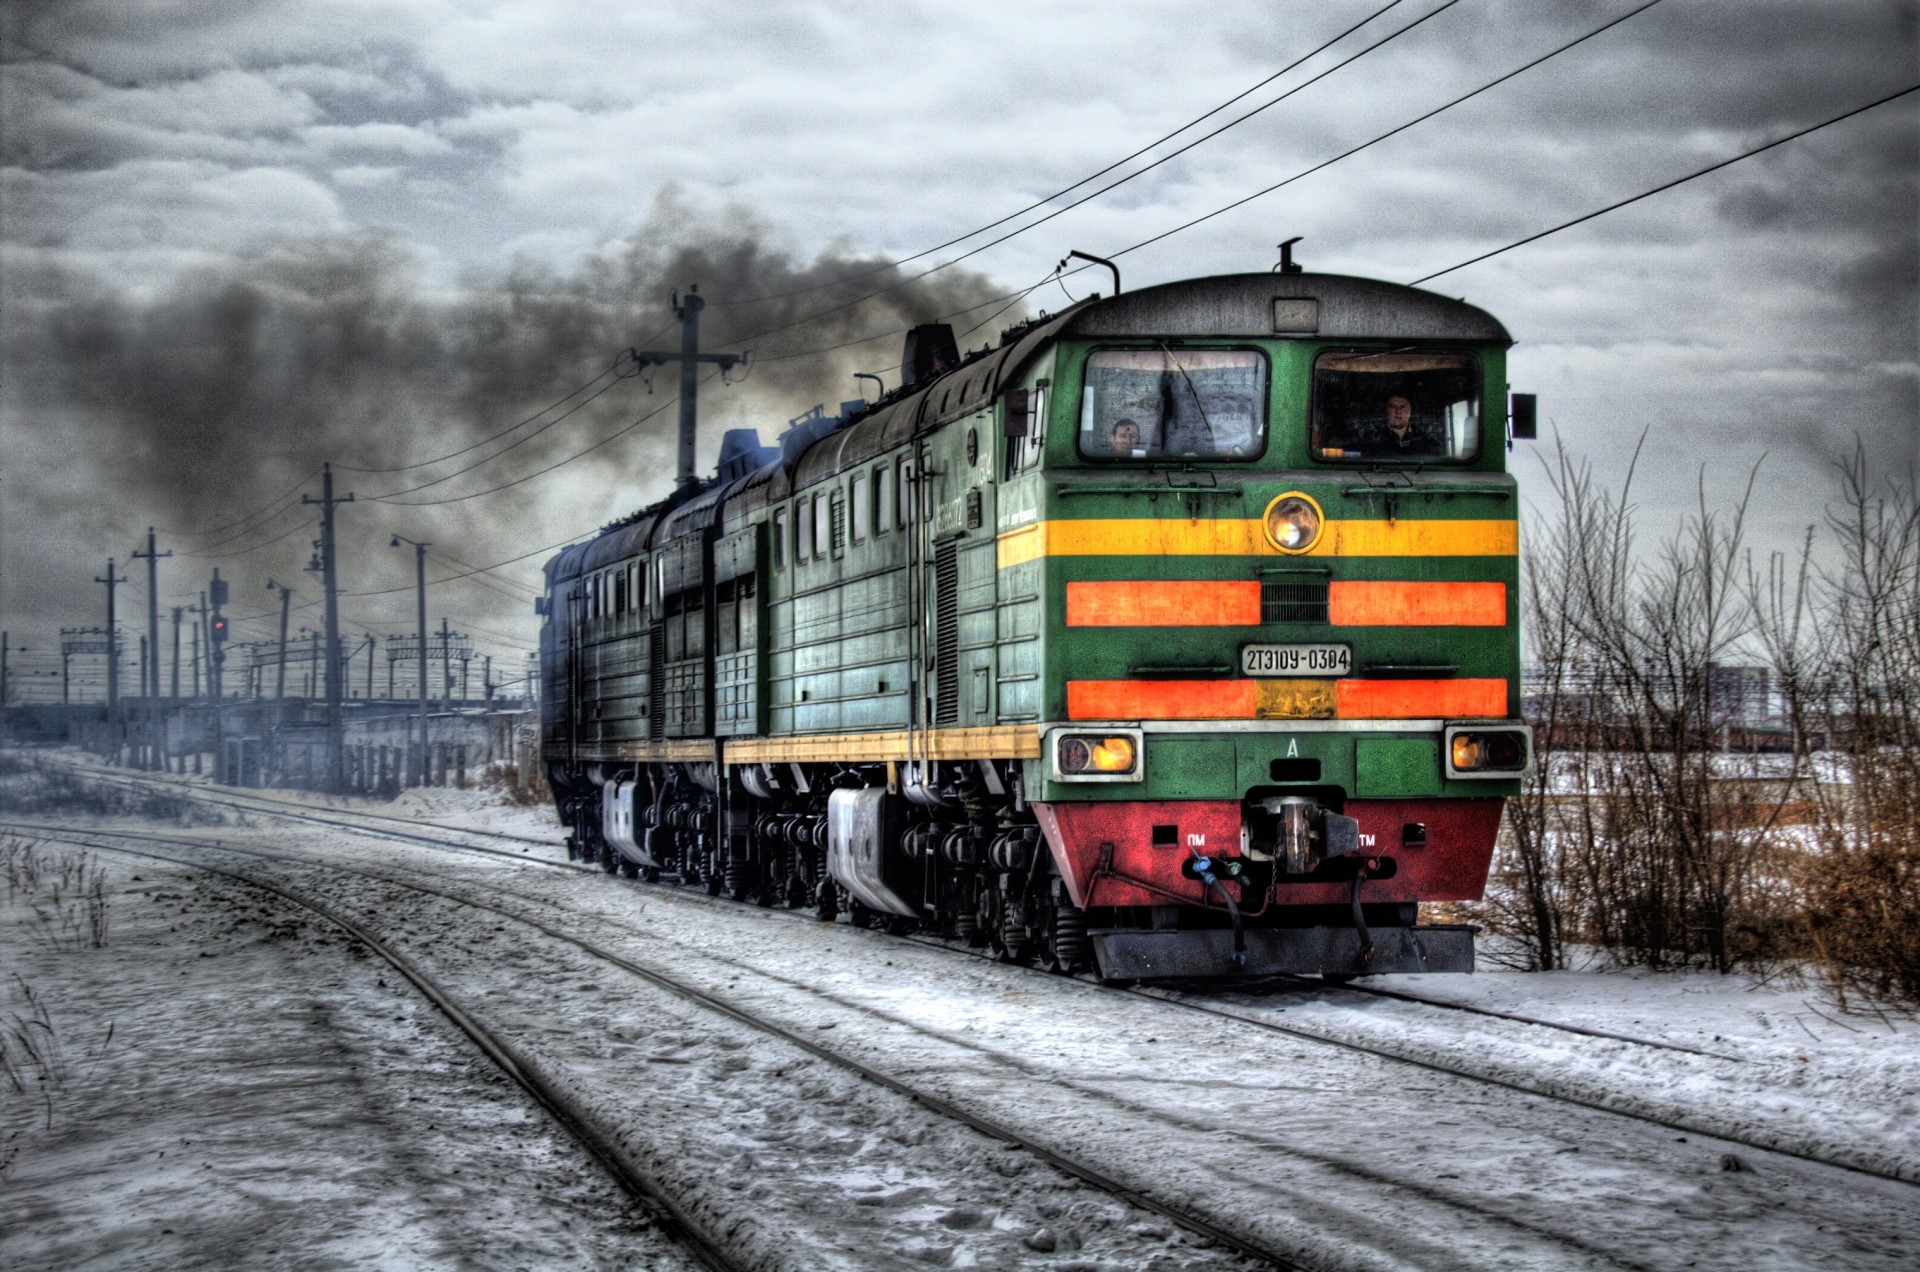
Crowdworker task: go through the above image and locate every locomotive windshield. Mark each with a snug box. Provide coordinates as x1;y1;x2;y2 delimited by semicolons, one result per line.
1311;350;1481;463
1079;347;1267;461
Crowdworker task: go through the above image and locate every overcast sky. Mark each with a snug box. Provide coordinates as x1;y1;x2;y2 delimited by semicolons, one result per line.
2;0;1915;686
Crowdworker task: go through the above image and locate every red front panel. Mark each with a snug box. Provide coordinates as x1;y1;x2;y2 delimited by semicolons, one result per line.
1032;800;1243;909
1033;797;1504;910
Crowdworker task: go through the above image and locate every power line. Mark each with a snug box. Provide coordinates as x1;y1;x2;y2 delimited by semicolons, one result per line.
362;371;631;500
335;353;632;475
157;467;319;538
706;0;1415;309
1104;0;1664;264
686;0;1466;361
183;509;317;560
1409;79;1920;285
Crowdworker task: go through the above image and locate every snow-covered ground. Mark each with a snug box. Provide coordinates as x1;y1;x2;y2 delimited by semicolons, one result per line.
2;760;1916;1270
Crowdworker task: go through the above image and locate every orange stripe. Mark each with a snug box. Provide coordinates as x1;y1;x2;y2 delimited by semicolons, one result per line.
1067;677;1509;720
1066;580;1262;627
1335;678;1508;718
1067;680;1255;720
1329;581;1506;626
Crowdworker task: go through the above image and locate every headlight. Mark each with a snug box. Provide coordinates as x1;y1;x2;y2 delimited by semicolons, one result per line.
1263;492;1324;554
1445;725;1531;778
1050;729;1144;781
1059;734;1135;774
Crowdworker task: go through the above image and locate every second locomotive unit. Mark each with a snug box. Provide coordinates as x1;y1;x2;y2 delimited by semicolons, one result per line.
540;266;1532;979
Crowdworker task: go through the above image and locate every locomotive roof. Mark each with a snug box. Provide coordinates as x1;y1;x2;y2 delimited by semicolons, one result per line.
1061;271;1509;344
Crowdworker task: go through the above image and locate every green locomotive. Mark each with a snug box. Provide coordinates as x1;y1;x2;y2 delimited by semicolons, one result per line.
540;269;1532;978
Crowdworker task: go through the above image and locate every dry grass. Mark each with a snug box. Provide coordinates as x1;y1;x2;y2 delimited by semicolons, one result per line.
0;977;115;1179
0;753;221;825
3;839;112;950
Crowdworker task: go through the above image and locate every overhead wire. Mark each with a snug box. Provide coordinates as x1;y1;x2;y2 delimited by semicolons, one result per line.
156;467;319;539
706;0;1414;307
677;0;1466;361
1100;0;1665;265
361;370;631;500
334;347;643;476
1408;79;1920;284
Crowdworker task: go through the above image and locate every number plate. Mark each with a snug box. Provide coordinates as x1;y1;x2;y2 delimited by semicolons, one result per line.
1241;643;1352;677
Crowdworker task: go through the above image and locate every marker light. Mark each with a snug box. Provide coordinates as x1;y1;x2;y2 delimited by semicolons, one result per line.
1445;725;1531;778
1264;492;1324;554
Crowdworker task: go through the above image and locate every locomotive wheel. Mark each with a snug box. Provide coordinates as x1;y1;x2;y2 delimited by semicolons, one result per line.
813;882;838;923
847;898;878;930
618;855;642;879
983;887;1032;964
641;865;661;884
1034;910;1067;974
598;841;620;875
704;869;724;897
786;875;810;909
884;915;916;937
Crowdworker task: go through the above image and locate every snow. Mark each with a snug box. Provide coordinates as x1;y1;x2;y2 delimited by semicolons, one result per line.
3;765;1917;1270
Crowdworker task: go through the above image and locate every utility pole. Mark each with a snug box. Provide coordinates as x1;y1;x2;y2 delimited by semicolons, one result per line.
439;616;452;712
484;654;493;707
628;285;747;489
304;464;354;792
170;608;183;705
207;571;229;780
132;528;171;770
95;559;126;731
361;634;375;700
265;580;293;706
392;536;431;785
190;612;202;702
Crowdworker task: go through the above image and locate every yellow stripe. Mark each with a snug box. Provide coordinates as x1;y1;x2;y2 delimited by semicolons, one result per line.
599;739;721;763
722;724;1041;764
999;518;1515;564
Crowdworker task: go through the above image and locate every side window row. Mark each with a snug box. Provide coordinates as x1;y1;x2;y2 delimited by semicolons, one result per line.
775;459;922;569
582;559;650;620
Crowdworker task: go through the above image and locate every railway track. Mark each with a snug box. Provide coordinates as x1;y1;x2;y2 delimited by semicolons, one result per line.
38;761;1788;1064
24;764;1920;1185
4;823;740;1272
18;757;1920;1183
13;813;1918;1271
10;822;1285;1270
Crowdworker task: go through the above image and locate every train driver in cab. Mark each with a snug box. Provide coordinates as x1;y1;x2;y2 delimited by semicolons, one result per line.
1367;393;1444;457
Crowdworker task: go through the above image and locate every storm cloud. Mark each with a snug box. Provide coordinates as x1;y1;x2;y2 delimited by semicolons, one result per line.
2;0;1914;670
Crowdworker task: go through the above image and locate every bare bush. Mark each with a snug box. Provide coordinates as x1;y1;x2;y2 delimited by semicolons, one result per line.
1488;442;1919;1007
1758;448;1920;1008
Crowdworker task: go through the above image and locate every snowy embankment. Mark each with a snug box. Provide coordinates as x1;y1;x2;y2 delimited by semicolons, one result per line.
3;766;1916;1270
